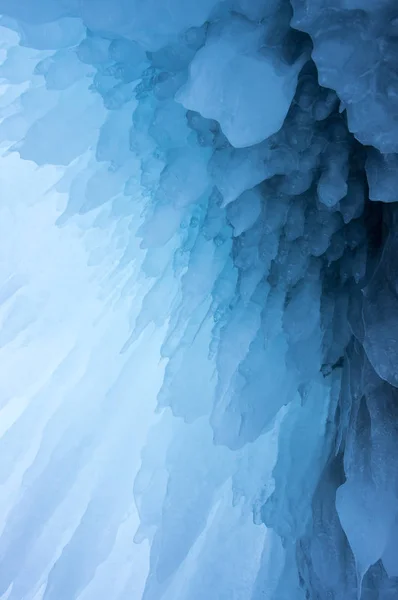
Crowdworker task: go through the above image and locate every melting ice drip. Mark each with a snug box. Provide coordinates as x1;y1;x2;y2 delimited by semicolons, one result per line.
0;0;397;599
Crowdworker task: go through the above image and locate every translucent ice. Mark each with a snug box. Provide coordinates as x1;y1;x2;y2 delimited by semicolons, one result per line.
177;18;307;147
0;1;397;599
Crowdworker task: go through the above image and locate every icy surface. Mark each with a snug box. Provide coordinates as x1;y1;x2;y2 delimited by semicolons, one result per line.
0;1;397;599
176;18;307;147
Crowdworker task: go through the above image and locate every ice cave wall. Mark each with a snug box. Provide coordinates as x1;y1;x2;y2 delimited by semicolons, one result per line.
0;0;397;599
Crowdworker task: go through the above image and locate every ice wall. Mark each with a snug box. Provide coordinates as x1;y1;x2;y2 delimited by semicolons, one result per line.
0;1;397;599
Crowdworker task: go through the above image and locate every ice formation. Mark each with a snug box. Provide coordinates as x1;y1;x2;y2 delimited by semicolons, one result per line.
0;0;397;599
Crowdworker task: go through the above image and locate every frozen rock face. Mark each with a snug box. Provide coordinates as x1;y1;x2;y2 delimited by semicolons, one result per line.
0;1;397;600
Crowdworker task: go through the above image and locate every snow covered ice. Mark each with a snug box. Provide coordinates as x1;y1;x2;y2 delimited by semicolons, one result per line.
0;0;397;599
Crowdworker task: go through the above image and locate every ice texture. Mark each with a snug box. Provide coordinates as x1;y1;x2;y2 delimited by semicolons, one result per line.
0;0;397;599
176;17;308;147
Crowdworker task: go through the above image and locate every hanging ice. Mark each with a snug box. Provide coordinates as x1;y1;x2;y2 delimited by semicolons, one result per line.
0;0;397;599
176;17;308;148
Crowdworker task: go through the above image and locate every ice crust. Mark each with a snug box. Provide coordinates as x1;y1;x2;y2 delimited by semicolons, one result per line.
0;0;397;599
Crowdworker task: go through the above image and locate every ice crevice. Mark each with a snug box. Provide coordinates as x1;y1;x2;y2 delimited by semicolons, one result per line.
0;0;397;599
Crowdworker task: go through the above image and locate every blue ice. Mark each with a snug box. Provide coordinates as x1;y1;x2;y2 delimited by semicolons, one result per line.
0;0;397;599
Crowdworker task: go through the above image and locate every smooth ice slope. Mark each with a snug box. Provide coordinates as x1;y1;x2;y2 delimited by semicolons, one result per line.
0;1;398;600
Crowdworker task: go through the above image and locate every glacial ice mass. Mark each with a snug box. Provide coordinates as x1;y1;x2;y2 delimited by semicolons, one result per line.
0;0;397;599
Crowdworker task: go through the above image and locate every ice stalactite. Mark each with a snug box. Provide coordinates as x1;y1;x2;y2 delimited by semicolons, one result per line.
0;0;397;599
